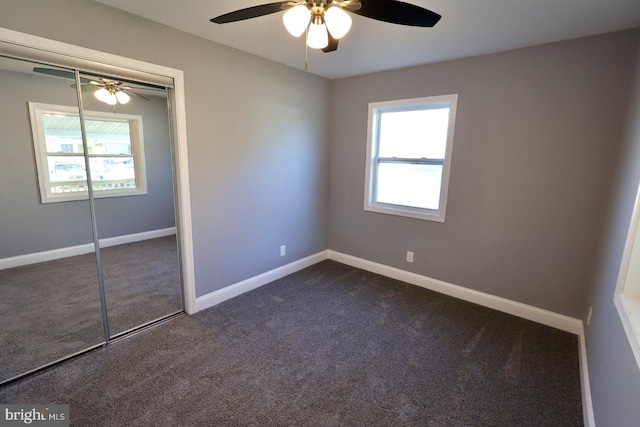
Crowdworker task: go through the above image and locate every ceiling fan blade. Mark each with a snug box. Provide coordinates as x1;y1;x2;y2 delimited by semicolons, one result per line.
211;2;291;24
33;67;75;79
33;67;93;83
351;0;441;27
70;83;99;92
322;35;339;53
126;90;149;101
333;0;362;11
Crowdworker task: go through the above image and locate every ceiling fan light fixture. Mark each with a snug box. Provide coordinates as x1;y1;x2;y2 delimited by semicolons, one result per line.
306;16;328;49
210;0;442;56
104;94;118;106
324;5;351;39
95;87;116;105
283;4;310;37
115;90;131;104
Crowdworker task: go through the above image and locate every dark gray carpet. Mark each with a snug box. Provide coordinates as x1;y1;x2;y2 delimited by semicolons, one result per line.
0;260;583;426
0;236;182;382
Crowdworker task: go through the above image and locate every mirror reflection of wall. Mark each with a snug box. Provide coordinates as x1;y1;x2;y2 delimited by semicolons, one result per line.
0;56;104;382
78;72;183;336
0;56;183;384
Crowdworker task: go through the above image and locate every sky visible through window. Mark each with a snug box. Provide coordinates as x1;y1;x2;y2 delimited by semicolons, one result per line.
378;108;449;159
376;107;449;210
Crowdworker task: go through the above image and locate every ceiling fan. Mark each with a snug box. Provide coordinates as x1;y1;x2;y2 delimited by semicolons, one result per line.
83;78;142;105
32;67;164;105
211;0;441;53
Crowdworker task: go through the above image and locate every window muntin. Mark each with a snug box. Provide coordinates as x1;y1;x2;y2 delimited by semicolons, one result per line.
29;102;147;203
364;95;457;222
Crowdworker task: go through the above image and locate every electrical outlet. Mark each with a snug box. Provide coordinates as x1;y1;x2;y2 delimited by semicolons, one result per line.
406;251;414;263
280;245;286;257
587;306;593;326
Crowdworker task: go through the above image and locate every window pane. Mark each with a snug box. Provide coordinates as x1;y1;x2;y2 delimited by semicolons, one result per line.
47;156;87;182
47;156;88;194
89;157;137;192
85;120;132;155
43;114;84;154
376;163;443;210
378;108;450;159
42;116;132;156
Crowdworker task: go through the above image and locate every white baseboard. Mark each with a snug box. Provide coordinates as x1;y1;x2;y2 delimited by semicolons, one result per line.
578;326;596;427
327;250;582;334
100;227;176;249
0;227;176;270
195;251;328;312
326;250;593;426
195;248;588;336
193;248;593;425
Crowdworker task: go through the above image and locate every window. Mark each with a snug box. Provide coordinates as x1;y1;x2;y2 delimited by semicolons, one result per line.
364;95;458;222
29;102;147;203
614;181;640;370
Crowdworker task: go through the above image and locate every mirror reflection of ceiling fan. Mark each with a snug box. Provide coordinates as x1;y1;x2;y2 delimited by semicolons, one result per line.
211;0;441;53
32;67;165;106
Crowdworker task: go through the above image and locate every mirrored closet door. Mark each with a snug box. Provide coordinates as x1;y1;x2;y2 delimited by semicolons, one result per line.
0;55;183;384
77;71;183;337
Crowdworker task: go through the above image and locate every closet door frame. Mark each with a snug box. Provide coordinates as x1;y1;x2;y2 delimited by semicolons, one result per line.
0;27;197;315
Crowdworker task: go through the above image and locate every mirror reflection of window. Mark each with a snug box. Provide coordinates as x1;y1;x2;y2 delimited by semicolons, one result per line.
0;56;106;384
0;52;183;385
29;103;147;203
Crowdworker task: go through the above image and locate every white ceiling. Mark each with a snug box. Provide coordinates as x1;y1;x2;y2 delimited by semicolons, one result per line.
93;0;640;80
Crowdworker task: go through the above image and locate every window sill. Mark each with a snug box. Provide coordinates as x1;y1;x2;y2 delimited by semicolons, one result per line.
42;188;147;204
364;203;445;223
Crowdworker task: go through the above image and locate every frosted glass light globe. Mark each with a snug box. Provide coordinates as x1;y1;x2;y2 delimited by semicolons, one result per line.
115;91;131;104
283;5;310;37
307;21;328;49
325;6;351;39
94;88;112;103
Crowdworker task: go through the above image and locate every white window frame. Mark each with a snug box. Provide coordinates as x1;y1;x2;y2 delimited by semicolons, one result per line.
28;102;147;203
364;94;458;222
614;178;640;370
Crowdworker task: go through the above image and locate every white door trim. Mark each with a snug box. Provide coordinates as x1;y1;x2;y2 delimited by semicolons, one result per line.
0;26;196;314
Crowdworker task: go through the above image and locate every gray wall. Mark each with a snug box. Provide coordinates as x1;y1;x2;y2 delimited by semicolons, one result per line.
83;90;176;242
328;30;639;318
0;67;93;257
584;39;640;426
0;67;175;258
0;0;330;296
4;1;640;423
